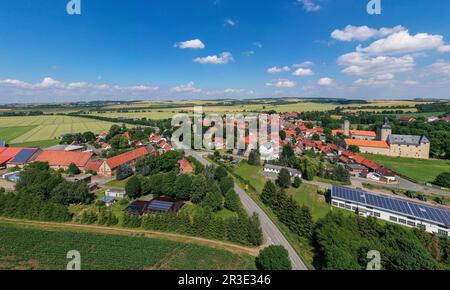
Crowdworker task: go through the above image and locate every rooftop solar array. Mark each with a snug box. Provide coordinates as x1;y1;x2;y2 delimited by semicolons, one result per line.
147;200;174;212
332;186;450;228
10;148;38;164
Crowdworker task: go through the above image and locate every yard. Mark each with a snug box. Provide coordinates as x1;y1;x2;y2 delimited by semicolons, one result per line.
287;184;331;221
362;154;450;184
0;115;130;145
0;222;256;270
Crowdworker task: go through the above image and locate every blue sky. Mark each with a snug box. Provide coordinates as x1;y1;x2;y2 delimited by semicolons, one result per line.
1;0;450;103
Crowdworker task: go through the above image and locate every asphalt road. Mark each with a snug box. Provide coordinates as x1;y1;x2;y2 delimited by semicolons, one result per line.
186;150;308;270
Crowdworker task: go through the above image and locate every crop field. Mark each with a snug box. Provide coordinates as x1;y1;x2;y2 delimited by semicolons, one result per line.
362;154;450;184
0;115;129;145
0;222;256;270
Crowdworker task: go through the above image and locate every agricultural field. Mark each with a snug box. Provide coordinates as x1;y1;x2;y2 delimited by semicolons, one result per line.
0;222;256;270
0;115;131;145
362;154;450;184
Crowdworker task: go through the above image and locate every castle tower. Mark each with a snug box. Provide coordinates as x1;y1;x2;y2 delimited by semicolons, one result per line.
379;117;392;141
344;120;350;136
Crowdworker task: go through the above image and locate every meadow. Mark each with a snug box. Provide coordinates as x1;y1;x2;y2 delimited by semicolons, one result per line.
362;154;450;184
0;222;256;270
0;115;130;146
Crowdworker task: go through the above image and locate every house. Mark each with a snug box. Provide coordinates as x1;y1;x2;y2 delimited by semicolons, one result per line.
99;147;150;176
6;148;41;168
0;147;29;168
263;164;302;178
105;189;126;199
398;116;416;122
101;196;116;207
34;150;94;170
45;145;86;152
178;159;194;174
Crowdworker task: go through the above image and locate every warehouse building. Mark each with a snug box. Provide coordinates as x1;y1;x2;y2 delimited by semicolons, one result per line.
331;186;450;237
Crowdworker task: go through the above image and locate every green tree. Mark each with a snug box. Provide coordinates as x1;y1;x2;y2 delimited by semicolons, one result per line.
67;163;81;175
116;164;133;180
281;145;295;160
261;181;276;205
224;189;240;212
277;168;291;188
219;176;234;195
255;246;292;270
214;166;228;181
203;190;223;212
248;150;261;165
332;165;350;183
174;174;192;200
162;171;177;197
191;174;209;203
293;176;302;188
247;213;263;246
279;130;286;140
434;172;450;188
125;175;142;199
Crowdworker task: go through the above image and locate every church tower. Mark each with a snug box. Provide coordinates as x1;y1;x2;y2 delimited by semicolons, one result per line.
379;117;392;141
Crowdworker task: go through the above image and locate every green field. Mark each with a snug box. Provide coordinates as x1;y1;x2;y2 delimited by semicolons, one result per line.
287;184;331;221
363;154;450;184
233;162;266;193
0;115;131;145
0;222;256;270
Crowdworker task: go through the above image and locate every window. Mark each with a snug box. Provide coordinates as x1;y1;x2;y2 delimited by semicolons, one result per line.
407;221;415;227
352;206;357;211
390;216;398;222
399;219;406;224
332;201;338;206
345;205;351;210
417;224;426;231
339;203;345;208
438;229;448;237
373;212;381;218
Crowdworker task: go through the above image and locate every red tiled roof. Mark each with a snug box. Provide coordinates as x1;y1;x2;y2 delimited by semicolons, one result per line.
179;159;194;173
106;147;149;169
332;129;377;137
0;147;27;164
85;159;104;172
345;139;389;149
35;151;93;167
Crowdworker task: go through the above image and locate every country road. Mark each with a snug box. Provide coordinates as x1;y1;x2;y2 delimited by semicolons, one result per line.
186;150;308;270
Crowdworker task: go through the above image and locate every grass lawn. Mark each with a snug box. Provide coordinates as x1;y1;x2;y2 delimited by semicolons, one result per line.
287;183;331;221
10;139;60;148
0;126;37;143
362;154;450;184
0;222;256;270
104;178;130;189
233;162;266;193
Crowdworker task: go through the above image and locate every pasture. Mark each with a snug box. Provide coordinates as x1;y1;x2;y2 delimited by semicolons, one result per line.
0;115;129;145
0;222;256;270
362;154;450;184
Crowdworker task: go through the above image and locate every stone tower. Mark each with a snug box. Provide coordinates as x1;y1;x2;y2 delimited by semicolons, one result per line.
344;120;351;136
379;117;392;141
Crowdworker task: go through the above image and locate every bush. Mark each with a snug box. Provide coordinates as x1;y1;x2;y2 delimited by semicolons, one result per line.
68;163;81;175
125;176;142;199
203;190;223;212
276;168;291;188
255;246;292;270
214;166;228;181
219;176;234;195
293;176;302;188
434;172;450;188
116;164;133;180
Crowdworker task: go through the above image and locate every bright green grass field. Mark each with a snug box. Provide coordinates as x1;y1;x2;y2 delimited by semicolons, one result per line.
0;223;256;270
233;162;266;193
0;115;131;144
362;154;450;184
287;184;331;221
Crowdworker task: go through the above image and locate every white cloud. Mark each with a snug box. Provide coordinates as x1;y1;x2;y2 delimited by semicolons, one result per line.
438;45;450;53
338;52;415;76
318;77;333;86
193;52;234;64
293;61;314;68
293;68;314;77
298;0;321;12
40;77;62;88
266;79;296;88
174;39;205;49
404;80;418;85
356;30;444;55
253;42;263;48
224;18;238;27
429;59;450;75
242;50;255;56
354;74;395;86
331;25;405;42
267;66;291;74
171;81;201;93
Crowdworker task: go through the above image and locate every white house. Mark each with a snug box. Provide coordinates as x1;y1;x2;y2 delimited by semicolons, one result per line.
263;164;302;178
105;189;126;199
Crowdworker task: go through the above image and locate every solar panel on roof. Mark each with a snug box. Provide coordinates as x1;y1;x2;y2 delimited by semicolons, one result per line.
147;200;174;212
332;186;450;227
10;148;38;164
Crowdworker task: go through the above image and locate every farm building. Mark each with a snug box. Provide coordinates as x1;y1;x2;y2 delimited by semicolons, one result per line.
0;147;41;168
45;144;86;152
146;197;185;213
34;150;94;170
263;164;302;178
105;189;126;199
331;186;450;237
98;147;150;176
126;200;150;215
0;147;34;169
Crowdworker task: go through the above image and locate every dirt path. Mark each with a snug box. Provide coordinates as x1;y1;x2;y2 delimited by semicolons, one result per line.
0;218;260;257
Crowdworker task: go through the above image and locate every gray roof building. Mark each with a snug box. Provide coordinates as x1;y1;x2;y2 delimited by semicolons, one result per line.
388;135;430;146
